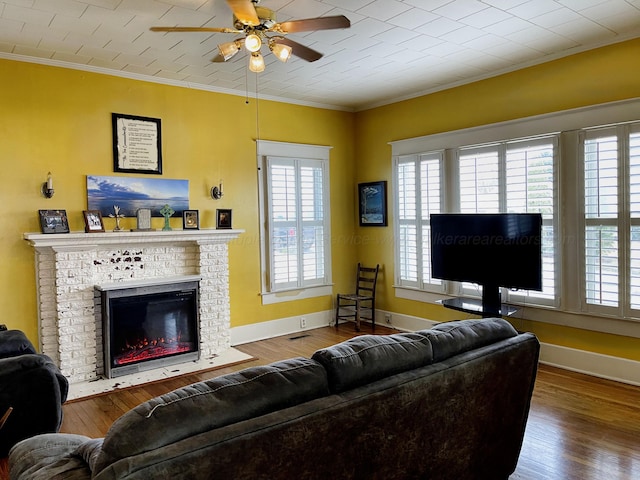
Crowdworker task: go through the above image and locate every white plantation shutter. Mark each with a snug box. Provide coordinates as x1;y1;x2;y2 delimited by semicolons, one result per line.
506;138;556;302
630;129;640;310
456;137;557;305
421;159;442;285
300;165;325;282
395;152;442;289
269;161;297;287
397;159;418;284
583;129;620;308
581;123;640;316
459;147;500;213
457;147;501;298
260;142;331;295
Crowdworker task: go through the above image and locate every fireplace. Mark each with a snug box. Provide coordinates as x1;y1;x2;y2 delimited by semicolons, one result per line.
98;280;200;378
24;229;242;384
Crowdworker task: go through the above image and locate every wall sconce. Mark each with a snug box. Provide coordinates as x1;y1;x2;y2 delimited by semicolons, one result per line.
211;180;224;200
42;172;54;198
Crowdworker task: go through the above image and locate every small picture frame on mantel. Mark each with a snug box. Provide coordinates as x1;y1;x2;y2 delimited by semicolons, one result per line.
83;210;105;233
216;209;232;229
133;208;152;231
39;210;70;234
183;210;199;230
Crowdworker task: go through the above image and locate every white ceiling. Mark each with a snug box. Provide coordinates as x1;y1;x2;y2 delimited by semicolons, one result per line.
1;0;639;111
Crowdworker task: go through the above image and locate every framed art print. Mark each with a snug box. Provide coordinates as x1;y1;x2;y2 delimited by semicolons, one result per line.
183;210;199;230
216;209;232;229
112;113;162;174
39;210;70;234
87;175;188;217
358;181;387;226
83;210;105;233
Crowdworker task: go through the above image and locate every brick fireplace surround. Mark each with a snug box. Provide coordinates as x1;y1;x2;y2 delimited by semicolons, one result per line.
24;229;242;384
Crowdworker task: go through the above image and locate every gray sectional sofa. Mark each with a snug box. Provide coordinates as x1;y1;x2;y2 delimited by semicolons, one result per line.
9;318;540;480
0;330;68;457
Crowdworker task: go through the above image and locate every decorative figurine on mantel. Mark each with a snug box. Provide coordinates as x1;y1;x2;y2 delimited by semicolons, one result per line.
109;205;125;232
160;204;175;231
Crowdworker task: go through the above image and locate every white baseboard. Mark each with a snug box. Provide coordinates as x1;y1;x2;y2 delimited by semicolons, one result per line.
539;343;640;387
230;311;333;345
231;310;640;387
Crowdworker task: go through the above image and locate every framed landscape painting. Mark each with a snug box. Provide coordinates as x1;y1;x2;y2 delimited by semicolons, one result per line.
87;175;188;218
358;181;387;226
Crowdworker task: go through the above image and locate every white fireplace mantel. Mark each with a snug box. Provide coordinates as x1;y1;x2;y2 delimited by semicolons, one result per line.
24;228;244;249
24;228;243;383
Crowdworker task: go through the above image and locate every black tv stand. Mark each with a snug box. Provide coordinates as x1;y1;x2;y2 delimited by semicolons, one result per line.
438;297;518;318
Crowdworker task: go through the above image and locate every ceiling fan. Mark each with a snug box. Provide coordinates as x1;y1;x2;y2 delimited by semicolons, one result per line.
150;0;351;73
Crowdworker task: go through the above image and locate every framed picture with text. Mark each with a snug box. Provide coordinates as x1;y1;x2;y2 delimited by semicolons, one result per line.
112;113;162;174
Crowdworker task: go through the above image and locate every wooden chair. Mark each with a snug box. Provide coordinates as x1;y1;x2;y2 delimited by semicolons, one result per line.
335;263;380;331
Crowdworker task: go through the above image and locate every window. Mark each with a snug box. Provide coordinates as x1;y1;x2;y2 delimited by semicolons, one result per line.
393;137;557;308
394;152;443;290
457;137;557;305
257;141;332;304
390;99;640;333
581;123;640;316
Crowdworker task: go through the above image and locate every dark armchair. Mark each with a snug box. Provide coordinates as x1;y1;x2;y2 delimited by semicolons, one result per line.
0;330;69;456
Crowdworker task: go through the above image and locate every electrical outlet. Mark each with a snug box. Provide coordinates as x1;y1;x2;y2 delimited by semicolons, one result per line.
300;317;307;329
384;313;391;324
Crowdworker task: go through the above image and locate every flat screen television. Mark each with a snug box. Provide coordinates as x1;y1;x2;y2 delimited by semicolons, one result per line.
430;213;543;315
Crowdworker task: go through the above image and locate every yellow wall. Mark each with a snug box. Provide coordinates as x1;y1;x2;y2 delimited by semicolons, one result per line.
0;59;356;344
2;37;640;363
354;38;640;361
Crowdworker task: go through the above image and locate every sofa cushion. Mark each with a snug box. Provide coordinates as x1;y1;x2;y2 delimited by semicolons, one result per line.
94;357;329;474
312;332;433;393
417;317;518;362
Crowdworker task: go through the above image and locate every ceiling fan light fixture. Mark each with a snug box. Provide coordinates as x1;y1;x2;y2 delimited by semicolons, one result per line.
218;40;241;61
249;52;265;72
245;33;262;52
270;40;292;62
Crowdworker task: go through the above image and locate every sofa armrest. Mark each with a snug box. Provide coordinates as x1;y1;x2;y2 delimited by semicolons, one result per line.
0;354;69;456
9;433;94;480
0;330;36;358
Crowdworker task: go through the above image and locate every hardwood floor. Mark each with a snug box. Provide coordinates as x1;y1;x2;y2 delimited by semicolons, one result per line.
2;324;640;479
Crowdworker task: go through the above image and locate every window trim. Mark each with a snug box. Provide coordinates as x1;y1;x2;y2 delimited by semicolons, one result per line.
257;140;333;305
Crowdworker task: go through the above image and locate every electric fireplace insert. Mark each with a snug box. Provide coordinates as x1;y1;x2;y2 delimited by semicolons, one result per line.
99;280;200;378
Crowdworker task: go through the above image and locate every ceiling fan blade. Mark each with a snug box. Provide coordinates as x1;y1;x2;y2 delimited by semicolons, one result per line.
275;15;350;33
226;0;260;26
150;26;240;33
274;38;323;62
